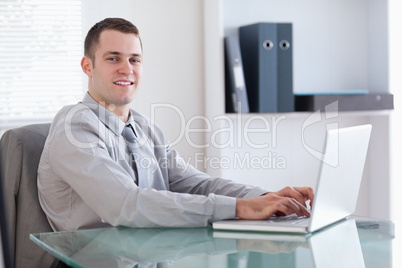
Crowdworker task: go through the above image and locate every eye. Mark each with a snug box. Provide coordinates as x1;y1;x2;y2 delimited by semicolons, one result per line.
130;58;141;63
107;57;118;62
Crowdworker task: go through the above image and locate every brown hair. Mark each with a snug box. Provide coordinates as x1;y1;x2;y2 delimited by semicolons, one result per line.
84;18;142;65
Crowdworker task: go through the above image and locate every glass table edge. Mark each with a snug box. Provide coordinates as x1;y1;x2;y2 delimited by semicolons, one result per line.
30;233;84;268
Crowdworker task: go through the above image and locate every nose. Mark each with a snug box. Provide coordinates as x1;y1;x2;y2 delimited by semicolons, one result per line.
118;60;133;75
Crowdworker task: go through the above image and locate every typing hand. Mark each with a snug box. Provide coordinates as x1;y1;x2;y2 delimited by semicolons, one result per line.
236;186;314;220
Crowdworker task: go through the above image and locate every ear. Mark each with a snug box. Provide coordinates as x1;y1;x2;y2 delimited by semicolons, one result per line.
81;56;93;77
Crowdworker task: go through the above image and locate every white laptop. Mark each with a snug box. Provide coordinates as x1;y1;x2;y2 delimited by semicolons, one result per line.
213;124;372;234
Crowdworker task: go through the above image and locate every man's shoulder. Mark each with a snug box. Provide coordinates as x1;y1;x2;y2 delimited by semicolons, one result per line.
45;103;102;146
52;102;98;127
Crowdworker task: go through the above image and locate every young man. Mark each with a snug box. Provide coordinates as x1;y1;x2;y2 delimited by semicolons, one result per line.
38;18;313;231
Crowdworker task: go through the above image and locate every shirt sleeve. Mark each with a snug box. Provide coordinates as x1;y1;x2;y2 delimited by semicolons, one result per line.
41;107;240;229
166;147;268;199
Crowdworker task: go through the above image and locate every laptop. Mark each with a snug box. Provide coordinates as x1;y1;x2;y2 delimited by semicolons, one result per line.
213;124;372;234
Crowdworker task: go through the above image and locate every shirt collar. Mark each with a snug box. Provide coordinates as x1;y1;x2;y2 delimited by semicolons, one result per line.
125;112;139;137
81;92;126;137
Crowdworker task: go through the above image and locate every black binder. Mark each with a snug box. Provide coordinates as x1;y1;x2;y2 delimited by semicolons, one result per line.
239;23;294;112
224;35;250;113
277;23;294;112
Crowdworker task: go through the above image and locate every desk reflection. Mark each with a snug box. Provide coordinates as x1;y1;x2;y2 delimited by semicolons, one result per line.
31;217;393;268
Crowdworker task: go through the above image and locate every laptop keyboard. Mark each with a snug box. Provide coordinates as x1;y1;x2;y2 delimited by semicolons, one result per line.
263;214;311;227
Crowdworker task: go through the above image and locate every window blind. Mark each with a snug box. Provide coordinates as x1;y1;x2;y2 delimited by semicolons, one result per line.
0;0;83;125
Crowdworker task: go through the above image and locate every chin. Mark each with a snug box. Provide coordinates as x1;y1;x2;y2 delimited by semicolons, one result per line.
117;95;136;106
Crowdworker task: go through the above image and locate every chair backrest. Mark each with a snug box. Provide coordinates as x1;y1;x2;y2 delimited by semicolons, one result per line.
0;170;12;268
0;124;58;268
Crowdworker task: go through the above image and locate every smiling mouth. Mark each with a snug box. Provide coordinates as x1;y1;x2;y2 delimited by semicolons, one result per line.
113;81;134;86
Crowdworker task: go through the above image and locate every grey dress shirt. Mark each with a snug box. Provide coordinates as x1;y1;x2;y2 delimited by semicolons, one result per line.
38;93;267;231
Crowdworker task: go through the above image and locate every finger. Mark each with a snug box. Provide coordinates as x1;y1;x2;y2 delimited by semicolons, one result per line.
274;203;294;217
298;203;311;217
277;187;309;208
293;187;314;206
281;197;311;217
294;187;314;201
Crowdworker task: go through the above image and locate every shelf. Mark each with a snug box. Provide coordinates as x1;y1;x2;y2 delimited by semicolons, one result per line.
224;110;392;119
295;93;394;112
224;93;394;115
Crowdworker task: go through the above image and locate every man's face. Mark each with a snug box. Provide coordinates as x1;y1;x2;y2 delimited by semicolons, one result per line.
83;29;143;111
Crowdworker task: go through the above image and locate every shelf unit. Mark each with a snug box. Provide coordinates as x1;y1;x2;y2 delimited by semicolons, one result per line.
203;0;391;220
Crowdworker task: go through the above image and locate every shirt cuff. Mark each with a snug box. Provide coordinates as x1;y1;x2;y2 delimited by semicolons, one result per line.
242;187;270;199
212;195;237;221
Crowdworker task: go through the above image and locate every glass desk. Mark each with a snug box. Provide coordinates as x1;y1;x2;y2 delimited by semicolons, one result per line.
30;217;394;268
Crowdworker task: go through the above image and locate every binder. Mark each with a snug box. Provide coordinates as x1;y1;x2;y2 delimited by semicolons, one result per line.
277;23;294;112
239;23;294;112
224;35;250;113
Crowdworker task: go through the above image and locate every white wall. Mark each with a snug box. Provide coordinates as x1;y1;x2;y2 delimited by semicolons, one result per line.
82;0;136;32
223;0;388;94
131;0;206;167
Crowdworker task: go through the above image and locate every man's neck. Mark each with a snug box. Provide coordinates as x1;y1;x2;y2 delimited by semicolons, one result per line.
104;104;130;123
87;92;130;123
